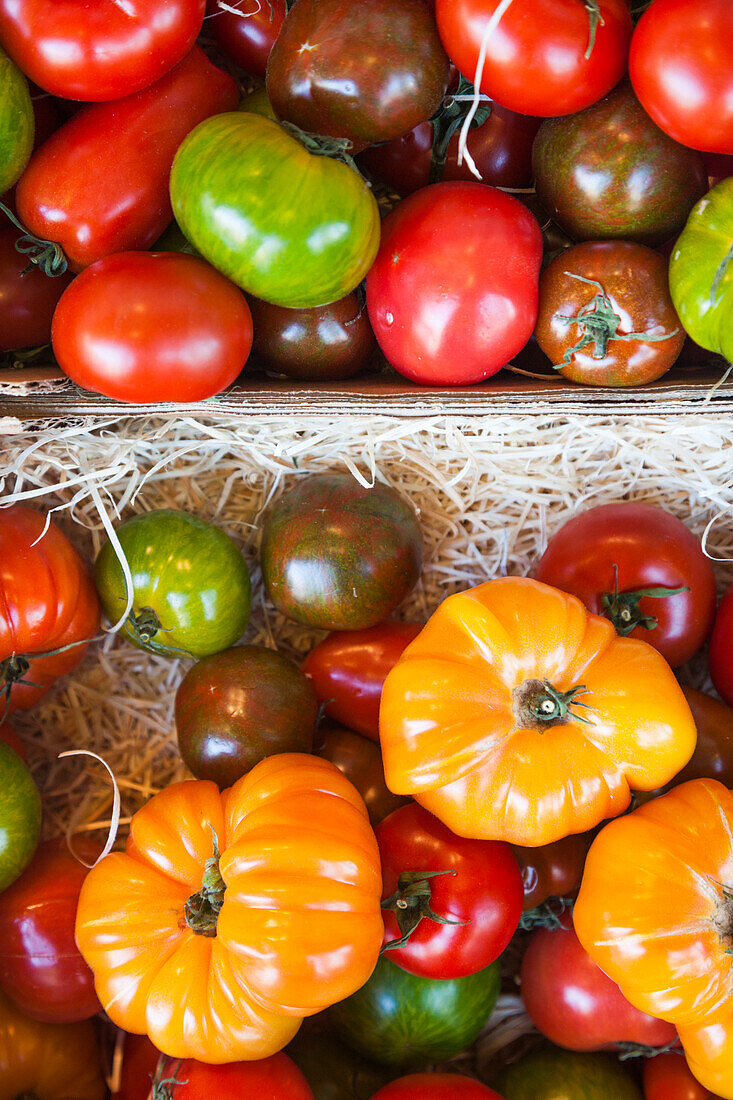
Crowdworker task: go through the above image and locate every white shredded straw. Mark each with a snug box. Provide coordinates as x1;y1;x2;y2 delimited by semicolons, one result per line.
58;750;121;865
457;0;517;177
89;481;135;634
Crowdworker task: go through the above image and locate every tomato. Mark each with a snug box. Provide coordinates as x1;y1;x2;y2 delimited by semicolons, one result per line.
0;838;100;1022
533;84;708;247
75;755;383;1063
534;503;716;668
51;251;252;402
94;509;251;659
669;688;733;791
0;0;205;101
0;721;25;762
574;779;733;1027
16;47;238;272
372;1075;506;1099
643;1051;722;1100
535;242;685;386
495;1046;643;1100
249;291;377;381
710;588;733;708
261;474;423;631
207;0;286;79
669;178;733;364
435;0;632;118
154;1052;314;1098
0;741;41;893
286;1025;394;1099
111;1033;161;1100
367;182;543;385
380;577;696;846
377;803;523;979
674;1019;733;1100
175;645;318;787
0;227;73;352
266;0;449;152
329;955;500;1068
302;622;423;740
0;503;100;713
0;989;106;1099
317;726;410;826
0;46;33;194
512;834;589;912
170;113;380;309
630;0;733;155
521;914;677;1052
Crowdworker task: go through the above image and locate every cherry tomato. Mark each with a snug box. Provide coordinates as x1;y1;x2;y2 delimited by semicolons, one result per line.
207;0;286;78
643;1051;722;1100
372;1074;506;1099
302;621;423;741
709;588;733;709
366;181;543;385
0;227;74;352
155;1052;314;1098
0;0;206;101
377;803;523;979
534;502;716;668
511;834;590;912
51;252;253;403
521;915;677;1052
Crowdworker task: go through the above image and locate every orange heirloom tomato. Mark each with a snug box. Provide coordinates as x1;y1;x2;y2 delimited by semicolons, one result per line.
677;1016;733;1098
0;988;106;1099
379;577;695;846
75;754;383;1064
574;779;733;1030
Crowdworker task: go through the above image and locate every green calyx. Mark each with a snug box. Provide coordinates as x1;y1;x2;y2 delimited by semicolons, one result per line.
582;0;604;58
151;1058;188;1100
380;869;470;954
518;895;574;932
0;202;68;277
129;606;163;645
279;121;360;173
184;829;226;938
514;679;593;731
429;75;493;185
601;565;689;636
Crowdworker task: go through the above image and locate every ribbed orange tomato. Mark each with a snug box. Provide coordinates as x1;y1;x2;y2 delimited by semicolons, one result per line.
379;577;695;846
574;779;733;1029
75;754;383;1064
677;1015;733;1098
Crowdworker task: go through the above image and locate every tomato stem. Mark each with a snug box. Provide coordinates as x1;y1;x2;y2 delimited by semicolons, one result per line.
184;828;226;937
513;680;592;730
279;121;361;175
616;1038;679;1061
601;564;689;636
581;0;604;59
151;1058;188;1100
429;76;492;185
380;869;470;953
518;895;574;931
0;203;69;277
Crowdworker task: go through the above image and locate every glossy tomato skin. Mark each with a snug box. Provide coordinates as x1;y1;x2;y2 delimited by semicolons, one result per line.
329;955;500;1068
0;742;41;893
267;0;449;151
0;227;74;351
0;838;101;1022
671;688;733;791
206;0;286;79
533;84;708;247
302;622;423;740
534;502;716;668
248;291;377;381
535;242;685;386
0;45;33;194
511;834;589;911
630;0;733;155
0;0;205;101
51;251;252;402
643;1051;721;1100
367;182;543;385
156;1052;314;1098
16;47;238;271
317;726;410;826
436;0;632;118
521;915;677;1052
171;112;380;309
111;1033;162;1100
378;804;523;979
496;1047;643;1100
261;474;423;631
372;1075;506;1099
175;645;318;787
709;588;733;709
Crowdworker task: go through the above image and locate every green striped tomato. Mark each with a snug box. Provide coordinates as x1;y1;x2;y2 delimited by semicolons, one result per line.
0;45;33;194
0;742;41;893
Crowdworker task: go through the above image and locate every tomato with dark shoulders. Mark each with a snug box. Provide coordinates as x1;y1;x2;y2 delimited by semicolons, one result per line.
495;1047;644;1099
512;834;589;911
206;0;286;79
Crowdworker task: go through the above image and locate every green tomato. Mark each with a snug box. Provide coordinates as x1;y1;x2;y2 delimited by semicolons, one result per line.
495;1047;643;1100
328;956;500;1069
0;742;41;893
94;510;251;659
669;178;733;362
169;112;380;308
0;46;34;194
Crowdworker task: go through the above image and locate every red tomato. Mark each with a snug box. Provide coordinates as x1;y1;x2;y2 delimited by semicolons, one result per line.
709;588;733;709
16;47;238;271
0;227;74;351
0;838;101;1023
156;1053;314;1098
372;1074;506;1099
51;252;253;403
302;622;422;741
366;182;543;385
0;0;205;101
206;0;286;78
511;834;590;912
111;1034;163;1100
377;803;523;979
643;1051;723;1100
521;915;677;1052
630;0;733;155
534;503;716;668
435;0;632;118
0;721;26;762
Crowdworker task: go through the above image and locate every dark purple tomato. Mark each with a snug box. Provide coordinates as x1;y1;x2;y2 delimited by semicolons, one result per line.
260;473;423;630
316;725;410;826
0;227;74;351
206;0;286;79
174;644;318;787
266;0;449;152
533;83;708;246
248;290;377;381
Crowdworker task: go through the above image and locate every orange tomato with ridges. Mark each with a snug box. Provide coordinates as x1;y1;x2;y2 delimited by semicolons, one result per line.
379;577;695;846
